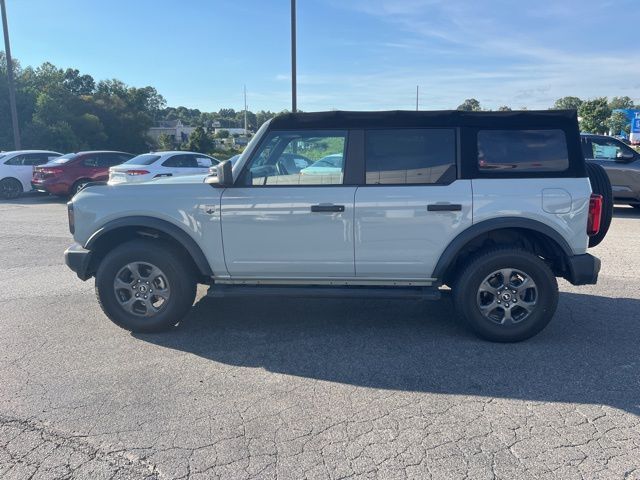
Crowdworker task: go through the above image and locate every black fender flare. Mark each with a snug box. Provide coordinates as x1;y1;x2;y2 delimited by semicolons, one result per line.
432;217;573;280
85;216;213;277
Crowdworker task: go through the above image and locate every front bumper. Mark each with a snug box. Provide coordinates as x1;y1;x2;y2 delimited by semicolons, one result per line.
565;253;600;286
64;243;93;280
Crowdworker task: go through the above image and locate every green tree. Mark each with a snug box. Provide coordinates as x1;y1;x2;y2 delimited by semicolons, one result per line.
578;98;611;134
552;96;583;110
606;111;630;135
609;96;635;110
215;129;230;139
185;126;214;153
156;133;174;151
497;106;512;111
457;98;481;111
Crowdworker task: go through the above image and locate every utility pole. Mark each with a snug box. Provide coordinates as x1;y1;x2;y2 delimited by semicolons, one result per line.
1;0;20;149
243;85;247;135
290;0;297;113
416;85;419;111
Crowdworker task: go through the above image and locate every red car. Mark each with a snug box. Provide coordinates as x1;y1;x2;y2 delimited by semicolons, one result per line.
32;151;134;196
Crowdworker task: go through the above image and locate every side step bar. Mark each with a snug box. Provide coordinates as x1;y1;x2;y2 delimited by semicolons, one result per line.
207;284;441;300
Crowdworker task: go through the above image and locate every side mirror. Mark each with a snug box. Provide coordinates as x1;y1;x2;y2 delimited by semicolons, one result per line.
616;151;635;162
212;160;233;187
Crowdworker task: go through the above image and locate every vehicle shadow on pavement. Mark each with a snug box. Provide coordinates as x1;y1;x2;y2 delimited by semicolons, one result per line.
135;292;640;415
0;193;67;205
613;206;640;218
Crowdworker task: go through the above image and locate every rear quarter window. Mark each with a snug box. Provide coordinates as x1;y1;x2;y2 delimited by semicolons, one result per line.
478;129;569;173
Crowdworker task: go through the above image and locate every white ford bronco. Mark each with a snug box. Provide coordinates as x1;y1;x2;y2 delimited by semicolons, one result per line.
65;110;611;342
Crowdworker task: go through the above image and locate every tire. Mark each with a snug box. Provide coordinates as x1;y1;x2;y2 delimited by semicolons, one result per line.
95;239;197;332
0;178;23;199
586;163;612;247
71;179;90;197
453;248;559;342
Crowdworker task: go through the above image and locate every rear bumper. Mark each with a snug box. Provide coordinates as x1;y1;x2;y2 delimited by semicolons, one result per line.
565;253;600;285
31;179;70;195
64;243;92;280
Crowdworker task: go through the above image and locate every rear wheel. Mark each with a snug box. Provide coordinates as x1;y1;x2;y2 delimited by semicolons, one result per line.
586;163;612;247
0;178;23;199
71;179;90;197
454;248;558;342
95;240;197;332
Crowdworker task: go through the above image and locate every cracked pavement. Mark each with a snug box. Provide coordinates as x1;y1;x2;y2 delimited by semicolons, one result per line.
1;195;639;479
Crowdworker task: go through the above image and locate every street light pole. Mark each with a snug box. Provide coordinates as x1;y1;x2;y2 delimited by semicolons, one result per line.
1;0;20;149
290;0;297;113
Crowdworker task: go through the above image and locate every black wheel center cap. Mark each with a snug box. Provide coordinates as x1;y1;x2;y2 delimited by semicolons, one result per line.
502;292;512;301
139;285;147;293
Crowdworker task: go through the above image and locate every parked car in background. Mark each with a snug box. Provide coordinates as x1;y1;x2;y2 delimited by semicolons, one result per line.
581;134;640;209
108;151;218;185
300;153;343;175
0;150;62;199
32;151;134;197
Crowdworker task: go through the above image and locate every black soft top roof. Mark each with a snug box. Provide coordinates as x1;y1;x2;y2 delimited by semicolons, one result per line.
269;109;579;130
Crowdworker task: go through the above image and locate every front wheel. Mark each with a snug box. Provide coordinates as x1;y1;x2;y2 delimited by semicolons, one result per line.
453;248;559;342
95;240;197;332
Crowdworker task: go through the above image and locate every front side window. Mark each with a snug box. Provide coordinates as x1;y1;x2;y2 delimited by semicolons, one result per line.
590;137;635;162
365;129;456;185
241;130;347;186
478;130;569;172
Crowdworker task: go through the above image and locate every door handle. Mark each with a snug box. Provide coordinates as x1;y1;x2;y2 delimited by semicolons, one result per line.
427;203;462;212
311;204;345;213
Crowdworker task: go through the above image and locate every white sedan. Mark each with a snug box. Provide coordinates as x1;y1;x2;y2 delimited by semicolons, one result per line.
0;150;62;199
108;151;219;185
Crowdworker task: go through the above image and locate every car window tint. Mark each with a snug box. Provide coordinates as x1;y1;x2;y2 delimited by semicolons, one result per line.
162;154;199;168
196;156;213;167
241;130;347;186
365;129;456;185
124;154;161;166
590;138;635;161
4;155;25;166
22;153;49;166
478;130;569;172
83;156;100;167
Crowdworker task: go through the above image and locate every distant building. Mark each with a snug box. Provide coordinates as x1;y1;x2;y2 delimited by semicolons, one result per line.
148;120;197;145
232;136;250;147
214;127;248;136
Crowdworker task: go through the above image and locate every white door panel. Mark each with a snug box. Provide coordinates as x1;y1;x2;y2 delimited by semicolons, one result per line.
354;181;473;278
221;187;356;277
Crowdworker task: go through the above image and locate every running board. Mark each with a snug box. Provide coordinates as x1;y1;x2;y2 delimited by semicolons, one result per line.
207;284;441;300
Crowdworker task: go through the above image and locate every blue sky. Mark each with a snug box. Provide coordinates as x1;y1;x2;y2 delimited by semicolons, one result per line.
5;0;639;112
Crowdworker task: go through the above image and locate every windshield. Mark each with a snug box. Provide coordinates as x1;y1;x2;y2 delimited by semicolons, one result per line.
48;153;77;164
123;154;161;166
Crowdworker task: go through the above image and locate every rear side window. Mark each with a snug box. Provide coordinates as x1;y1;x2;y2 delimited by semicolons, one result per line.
365;129;456;185
478;130;568;172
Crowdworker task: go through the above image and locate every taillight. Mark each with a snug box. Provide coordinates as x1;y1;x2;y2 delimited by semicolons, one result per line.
125;170;150;176
587;194;603;236
67;202;75;234
40;167;64;177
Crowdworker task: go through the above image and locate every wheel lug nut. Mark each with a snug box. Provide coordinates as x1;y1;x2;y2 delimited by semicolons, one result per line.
512;290;516;294
505;303;510;307
135;293;139;297
497;300;501;304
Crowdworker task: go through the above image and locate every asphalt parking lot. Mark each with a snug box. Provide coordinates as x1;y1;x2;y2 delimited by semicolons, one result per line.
1;194;639;480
